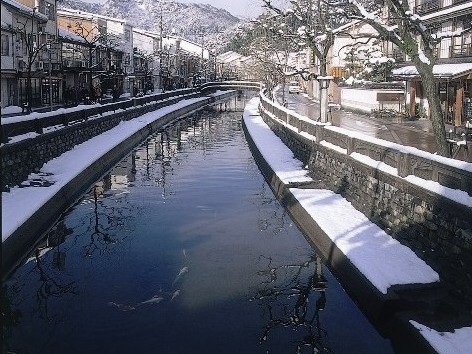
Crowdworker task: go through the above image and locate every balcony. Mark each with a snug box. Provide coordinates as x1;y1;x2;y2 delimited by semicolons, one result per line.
450;43;472;58
63;59;88;68
414;0;441;15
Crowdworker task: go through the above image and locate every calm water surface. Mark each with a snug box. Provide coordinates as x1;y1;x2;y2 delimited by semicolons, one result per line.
3;97;394;353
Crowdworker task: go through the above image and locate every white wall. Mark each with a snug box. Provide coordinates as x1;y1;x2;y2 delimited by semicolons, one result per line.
341;88;404;113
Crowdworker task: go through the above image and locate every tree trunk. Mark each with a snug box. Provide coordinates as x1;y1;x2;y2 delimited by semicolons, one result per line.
415;61;450;157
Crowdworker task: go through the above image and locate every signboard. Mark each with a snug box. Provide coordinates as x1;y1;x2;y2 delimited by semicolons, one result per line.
377;92;404;101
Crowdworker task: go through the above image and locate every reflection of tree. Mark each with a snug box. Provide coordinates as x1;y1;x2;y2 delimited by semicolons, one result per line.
2;284;22;350
251;254;331;353
34;248;77;323
256;181;289;236
83;186;122;257
3;222;78;351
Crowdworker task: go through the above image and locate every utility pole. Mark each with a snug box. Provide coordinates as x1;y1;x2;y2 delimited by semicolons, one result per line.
159;1;163;91
47;42;53;111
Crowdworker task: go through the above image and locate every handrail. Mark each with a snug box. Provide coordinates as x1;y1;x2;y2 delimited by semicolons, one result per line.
1;88;197;144
1;82;265;144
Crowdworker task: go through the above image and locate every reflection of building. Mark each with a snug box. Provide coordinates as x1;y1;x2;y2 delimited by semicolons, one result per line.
25;220;72;270
108;152;136;190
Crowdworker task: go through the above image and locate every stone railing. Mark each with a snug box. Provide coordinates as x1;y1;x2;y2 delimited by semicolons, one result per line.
258;89;472;305
200;80;262;92
259;90;472;196
1;88;197;144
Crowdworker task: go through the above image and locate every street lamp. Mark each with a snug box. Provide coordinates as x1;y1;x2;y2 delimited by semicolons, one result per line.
46;42;53;111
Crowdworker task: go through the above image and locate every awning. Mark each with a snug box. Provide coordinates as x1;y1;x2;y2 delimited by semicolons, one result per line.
392;63;472;80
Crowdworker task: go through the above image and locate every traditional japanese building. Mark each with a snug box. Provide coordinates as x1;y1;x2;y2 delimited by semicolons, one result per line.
392;1;472;125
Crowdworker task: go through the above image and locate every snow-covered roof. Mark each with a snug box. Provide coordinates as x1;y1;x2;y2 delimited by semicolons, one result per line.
217;51;244;64
58;27;86;43
58;8;127;25
392;63;472;80
2;0;48;22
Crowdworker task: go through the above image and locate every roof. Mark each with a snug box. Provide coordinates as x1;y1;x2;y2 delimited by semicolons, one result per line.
2;0;48;22
392;63;472;80
58;8;127;25
217;51;244;64
58;27;86;44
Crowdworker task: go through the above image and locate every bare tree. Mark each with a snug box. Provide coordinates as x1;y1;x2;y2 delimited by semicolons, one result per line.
246;21;292;99
341;0;472;156
15;8;49;112
65;21;120;98
261;0;344;122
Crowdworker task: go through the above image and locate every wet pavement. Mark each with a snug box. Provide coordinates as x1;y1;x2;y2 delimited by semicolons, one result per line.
281;91;472;162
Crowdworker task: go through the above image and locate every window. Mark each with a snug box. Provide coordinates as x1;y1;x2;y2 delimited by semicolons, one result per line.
1;34;9;56
124;29;130;41
125;54;131;65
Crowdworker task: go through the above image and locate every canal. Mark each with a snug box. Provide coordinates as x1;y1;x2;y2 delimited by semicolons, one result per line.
2;95;395;353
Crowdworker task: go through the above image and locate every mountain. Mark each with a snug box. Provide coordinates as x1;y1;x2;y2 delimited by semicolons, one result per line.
59;0;245;51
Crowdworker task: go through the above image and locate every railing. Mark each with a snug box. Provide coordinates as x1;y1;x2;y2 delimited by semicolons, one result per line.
258;89;472;196
392;50;405;63
414;0;441;15
1;88;198;144
1;81;262;144
200;80;262;92
450;43;472;58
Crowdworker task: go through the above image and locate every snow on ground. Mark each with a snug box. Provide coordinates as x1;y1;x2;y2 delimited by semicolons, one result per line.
243;97;439;294
1;96;209;241
243;96;471;354
289;188;439;293
411;321;472;354
1;105;23;115
3;93;471;351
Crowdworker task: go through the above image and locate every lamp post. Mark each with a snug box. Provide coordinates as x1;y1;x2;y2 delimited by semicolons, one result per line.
46;42;53;111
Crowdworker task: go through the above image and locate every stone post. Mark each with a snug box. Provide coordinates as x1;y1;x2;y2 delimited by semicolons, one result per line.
318;76;333;123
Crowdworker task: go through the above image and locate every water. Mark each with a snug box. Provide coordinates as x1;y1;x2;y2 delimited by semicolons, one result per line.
3;96;394;353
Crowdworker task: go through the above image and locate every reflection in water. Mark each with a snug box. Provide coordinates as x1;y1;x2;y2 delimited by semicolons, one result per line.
3;94;394;354
252;254;330;353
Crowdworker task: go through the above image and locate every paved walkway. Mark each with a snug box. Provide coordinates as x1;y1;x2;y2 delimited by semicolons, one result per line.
284;92;472;162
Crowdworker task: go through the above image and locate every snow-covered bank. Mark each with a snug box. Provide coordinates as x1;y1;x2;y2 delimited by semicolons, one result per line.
2;96;210;241
242;96;472;353
243;97;439;294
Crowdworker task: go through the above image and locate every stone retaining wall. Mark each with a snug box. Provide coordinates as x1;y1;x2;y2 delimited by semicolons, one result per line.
259;101;472;307
2;92;236;277
1;96;197;190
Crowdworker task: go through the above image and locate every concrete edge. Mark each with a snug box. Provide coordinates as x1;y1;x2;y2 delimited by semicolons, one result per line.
241;117;396;320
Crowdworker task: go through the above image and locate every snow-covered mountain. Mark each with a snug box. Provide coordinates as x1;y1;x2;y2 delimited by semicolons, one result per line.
59;0;245;51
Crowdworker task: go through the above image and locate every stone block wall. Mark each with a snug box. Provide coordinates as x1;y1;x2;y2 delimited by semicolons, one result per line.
260;108;472;307
1;99;178;190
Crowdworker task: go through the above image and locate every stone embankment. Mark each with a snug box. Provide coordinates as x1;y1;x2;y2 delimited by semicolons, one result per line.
243;95;472;353
2;91;235;277
258;90;472;310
